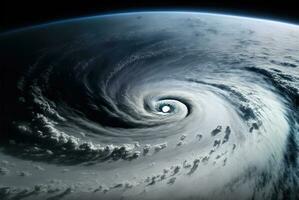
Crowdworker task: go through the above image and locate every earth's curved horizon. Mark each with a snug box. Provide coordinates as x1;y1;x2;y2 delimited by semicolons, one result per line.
2;11;299;35
0;11;298;200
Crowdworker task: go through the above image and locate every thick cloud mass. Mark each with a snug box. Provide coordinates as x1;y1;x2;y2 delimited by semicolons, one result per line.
0;12;299;200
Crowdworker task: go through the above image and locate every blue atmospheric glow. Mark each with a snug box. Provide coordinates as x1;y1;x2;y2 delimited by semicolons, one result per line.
1;10;299;36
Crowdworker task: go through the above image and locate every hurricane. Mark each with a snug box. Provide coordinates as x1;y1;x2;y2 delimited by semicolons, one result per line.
0;12;298;200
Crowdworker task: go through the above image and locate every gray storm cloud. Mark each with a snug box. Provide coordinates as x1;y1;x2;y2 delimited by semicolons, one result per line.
0;12;298;200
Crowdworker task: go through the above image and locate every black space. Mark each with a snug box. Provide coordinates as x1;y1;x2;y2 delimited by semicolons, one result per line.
1;0;299;32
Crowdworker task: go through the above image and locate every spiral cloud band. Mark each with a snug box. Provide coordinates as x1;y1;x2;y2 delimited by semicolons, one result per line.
0;12;298;200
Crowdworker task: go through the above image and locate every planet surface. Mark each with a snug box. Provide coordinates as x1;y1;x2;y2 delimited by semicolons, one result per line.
0;12;298;200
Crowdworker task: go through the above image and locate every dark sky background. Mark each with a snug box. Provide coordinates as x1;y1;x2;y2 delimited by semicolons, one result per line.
1;0;299;32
